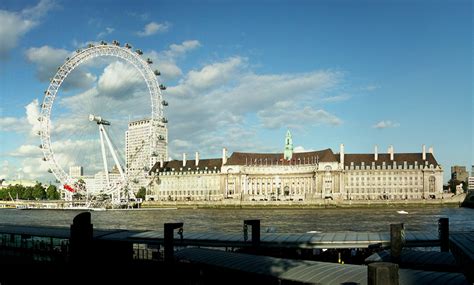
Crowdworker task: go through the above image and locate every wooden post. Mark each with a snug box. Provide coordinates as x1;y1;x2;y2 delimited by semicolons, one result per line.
368;262;399;285
438;218;449;252
70;212;93;264
244;219;260;248
390;223;404;263
164;222;183;262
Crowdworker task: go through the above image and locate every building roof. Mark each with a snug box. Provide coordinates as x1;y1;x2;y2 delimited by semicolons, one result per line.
150;158;222;173
341;153;439;167
227;149;338;166
150;150;440;173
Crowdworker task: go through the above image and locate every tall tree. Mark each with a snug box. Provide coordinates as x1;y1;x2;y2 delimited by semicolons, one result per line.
46;185;60;200
32;183;46;200
136;187;146;200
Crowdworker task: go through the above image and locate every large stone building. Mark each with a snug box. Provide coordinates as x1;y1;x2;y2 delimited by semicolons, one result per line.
148;132;444;202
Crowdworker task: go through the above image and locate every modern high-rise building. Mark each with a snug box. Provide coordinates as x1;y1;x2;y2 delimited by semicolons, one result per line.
451;166;469;182
69;166;83;178
125;118;168;193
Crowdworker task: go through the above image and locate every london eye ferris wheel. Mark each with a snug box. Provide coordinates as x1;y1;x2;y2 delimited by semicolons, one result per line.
38;40;167;204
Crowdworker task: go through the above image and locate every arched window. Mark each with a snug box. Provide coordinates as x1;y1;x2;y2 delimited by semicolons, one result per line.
429;176;436;192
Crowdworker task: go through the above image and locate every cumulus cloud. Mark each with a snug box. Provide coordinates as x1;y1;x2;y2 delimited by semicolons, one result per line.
258;101;342;129
163;57;343;159
137;21;170;37
0;99;41;135
4;40;350;181
0;117;27;132
25;45;97;90
97;27;114;38
26;99;41;136
320;94;351;103
146;40;201;81
97;61;144;97
0;0;56;58
294;146;315;153
164;40;201;58
372;120;400;129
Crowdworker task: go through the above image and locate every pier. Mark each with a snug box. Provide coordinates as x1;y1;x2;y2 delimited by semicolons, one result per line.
0;214;472;284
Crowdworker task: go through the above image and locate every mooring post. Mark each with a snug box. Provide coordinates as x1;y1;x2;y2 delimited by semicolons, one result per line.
70;212;93;264
390;223;404;263
243;219;260;248
164;222;184;262
368;262;399;285
438;218;449;252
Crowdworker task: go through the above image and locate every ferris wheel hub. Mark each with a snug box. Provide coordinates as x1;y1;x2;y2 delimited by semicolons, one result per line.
89;114;110;125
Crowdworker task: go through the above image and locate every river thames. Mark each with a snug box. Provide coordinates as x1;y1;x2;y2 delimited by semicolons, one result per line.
0;205;473;234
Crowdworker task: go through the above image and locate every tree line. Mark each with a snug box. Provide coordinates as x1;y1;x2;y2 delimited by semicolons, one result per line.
0;183;60;201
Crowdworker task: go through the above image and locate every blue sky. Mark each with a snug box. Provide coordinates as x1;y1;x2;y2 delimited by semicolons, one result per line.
0;0;472;183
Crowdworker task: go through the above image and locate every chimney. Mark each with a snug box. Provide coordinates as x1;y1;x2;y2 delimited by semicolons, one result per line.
429;146;434;155
182;153;186;167
389;145;394;161
340;144;345;166
422;144;426;160
195;152;199;166
222;148;227;165
374;145;378;161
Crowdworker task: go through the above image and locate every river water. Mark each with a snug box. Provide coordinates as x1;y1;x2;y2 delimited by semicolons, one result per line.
0;205;472;234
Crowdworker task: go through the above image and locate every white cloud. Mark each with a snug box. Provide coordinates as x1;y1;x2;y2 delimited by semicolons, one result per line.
165;40;201;58
294;146;315;153
25;99;41;136
373;120;400;129
0;99;41;135
146;40;201;80
362;85;379;91
9;144;41;157
163;57;343;159
25;45;97;90
97;27;114;38
258;101;342;129
0;117;26;132
97;61;144;97
1;160;18;180
320;94;351;103
0;0;55;58
137;21;170;37
4;41;350;181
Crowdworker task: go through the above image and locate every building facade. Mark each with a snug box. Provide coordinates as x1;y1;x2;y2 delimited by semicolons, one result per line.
125;118;168;192
451;166;469;183
69;166;83;178
149;134;444;202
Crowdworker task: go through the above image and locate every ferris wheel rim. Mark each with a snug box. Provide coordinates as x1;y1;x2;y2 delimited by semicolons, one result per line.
38;42;163;191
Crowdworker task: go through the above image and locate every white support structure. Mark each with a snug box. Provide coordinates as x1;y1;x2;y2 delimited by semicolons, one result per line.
99;126;110;185
100;124;125;180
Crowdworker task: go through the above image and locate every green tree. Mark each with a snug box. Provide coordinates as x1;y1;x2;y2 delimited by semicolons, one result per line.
136;187;146;200
46;185;60;200
32;183;46;200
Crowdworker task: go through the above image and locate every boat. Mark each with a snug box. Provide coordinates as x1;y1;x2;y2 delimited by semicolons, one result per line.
397;210;408;214
63;206;107;211
15;204;31;210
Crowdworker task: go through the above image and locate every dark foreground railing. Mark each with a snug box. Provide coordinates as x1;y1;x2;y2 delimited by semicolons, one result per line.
0;214;471;285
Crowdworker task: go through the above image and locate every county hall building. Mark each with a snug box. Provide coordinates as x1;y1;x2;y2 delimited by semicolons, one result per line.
148;131;443;202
